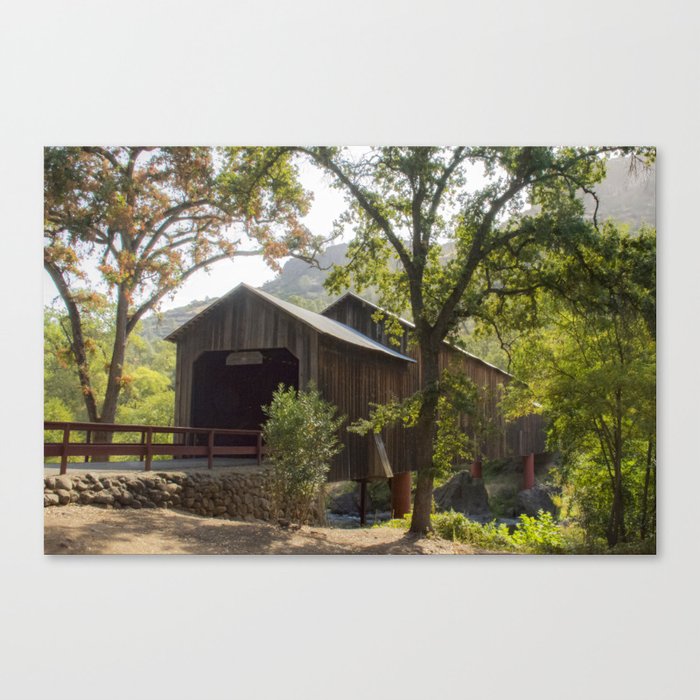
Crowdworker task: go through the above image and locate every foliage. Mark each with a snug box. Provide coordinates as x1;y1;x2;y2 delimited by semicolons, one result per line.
504;225;656;547
348;367;479;477
262;384;345;525
510;510;564;553
430;511;514;550
44;306;176;427
380;509;566;553
44;146;316;425
300;145;654;534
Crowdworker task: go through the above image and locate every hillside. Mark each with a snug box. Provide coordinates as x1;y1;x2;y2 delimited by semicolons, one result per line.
140;156;655;341
261;242;349;305
581;155;655;230
140;297;217;344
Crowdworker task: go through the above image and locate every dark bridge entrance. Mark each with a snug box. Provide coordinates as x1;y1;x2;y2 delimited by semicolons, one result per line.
191;348;299;438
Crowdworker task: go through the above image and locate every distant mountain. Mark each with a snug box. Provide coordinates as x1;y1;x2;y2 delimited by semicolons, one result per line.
140;156;655;341
140;297;217;344
581;155;655;230
261;242;350;309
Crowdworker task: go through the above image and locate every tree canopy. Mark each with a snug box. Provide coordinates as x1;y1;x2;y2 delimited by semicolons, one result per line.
44;146;317;425
504;224;656;548
298;146;655;533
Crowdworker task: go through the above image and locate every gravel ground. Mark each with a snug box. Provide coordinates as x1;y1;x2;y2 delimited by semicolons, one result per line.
44;505;480;555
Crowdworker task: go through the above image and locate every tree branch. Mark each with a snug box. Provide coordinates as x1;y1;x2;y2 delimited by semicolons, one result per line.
43;258;99;421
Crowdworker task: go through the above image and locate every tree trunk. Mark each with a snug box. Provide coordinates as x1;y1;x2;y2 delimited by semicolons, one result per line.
92;286;131;448
44;261;99;422
100;287;130;426
640;436;655;540
607;464;625;547
409;343;440;535
606;393;627;547
411;468;435;533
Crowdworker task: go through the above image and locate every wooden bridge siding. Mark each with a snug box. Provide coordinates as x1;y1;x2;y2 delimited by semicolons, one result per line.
174;293;319;428
436;346;507;459
506;413;548;455
436;346;548;458
323;294;546;459
172;290;547;482
318;336;418;482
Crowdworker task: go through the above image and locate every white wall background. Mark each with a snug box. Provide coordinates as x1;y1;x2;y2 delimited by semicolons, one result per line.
1;2;697;698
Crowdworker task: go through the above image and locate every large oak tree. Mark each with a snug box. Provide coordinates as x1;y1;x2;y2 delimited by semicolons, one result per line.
44;146;316;428
297;146;651;534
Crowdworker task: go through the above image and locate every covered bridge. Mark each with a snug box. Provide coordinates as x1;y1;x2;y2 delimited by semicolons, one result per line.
166;284;546;510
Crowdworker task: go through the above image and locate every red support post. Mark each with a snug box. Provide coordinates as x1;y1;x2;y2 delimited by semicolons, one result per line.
470;459;483;479
391;472;412;519
84;429;91;463
256;432;262;466
522;452;535;491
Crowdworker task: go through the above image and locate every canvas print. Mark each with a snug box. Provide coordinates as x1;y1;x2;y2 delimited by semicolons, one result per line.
43;147;656;554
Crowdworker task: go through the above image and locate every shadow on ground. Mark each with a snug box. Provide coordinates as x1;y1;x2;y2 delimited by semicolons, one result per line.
44;506;476;555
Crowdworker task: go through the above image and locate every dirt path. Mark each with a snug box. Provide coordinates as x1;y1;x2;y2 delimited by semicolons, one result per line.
44;505;479;555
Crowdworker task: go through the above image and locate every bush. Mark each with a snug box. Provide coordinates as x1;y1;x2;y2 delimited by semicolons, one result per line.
262;383;344;525
378;509;566;553
510;510;565;553
431;510;514;550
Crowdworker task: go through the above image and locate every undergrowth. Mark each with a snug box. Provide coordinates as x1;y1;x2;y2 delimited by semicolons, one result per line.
380;509;565;554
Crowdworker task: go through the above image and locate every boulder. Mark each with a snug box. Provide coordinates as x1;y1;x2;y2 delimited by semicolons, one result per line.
56;489;71;505
92;490;114;505
515;485;556;517
328;484;390;515
434;471;491;517
44;493;60;507
55;475;73;491
117;491;134;505
329;491;359;515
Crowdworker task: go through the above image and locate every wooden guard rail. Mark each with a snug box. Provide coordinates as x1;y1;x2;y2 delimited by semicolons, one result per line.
44;421;264;475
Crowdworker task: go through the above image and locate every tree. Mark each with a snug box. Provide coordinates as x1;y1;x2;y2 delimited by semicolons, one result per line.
295;146;653;534
505;225;656;548
44;304;178;458
44;147;317;430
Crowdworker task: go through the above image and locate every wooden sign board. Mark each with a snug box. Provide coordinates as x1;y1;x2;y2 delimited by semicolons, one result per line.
226;351;263;366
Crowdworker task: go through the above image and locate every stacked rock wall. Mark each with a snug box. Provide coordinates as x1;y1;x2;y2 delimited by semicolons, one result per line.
43;470;274;522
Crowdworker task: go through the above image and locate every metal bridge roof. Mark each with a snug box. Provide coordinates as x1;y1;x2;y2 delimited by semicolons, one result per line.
322;291;512;378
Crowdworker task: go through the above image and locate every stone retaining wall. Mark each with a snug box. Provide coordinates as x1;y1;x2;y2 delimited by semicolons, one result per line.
43;470;274;521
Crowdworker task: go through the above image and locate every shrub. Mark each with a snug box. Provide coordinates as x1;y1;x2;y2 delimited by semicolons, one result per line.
431;510;513;550
510;510;565;553
262;383;344;525
378;509;567;553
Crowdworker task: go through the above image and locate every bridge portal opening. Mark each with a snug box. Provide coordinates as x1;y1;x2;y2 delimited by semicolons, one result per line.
191;348;299;441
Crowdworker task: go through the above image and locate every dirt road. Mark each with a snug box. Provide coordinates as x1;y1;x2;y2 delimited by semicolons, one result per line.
44;505;478;555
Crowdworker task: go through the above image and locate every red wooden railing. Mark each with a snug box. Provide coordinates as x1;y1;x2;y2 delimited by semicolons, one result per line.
44;421;264;475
